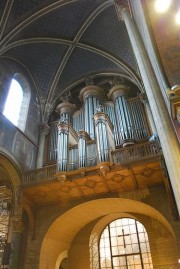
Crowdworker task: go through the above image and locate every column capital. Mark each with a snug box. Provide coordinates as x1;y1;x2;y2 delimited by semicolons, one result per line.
79;85;105;101
39;123;50;136
56;102;76;115
114;1;130;21
108;84;129;101
139;93;149;105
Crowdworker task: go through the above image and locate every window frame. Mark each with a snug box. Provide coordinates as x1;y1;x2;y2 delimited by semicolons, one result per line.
3;73;31;131
99;218;153;269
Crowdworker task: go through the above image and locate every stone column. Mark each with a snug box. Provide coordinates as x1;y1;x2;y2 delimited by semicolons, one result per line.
108;84;135;147
36;123;50;169
8;217;23;269
115;5;180;214
79;85;104;140
139;93;157;135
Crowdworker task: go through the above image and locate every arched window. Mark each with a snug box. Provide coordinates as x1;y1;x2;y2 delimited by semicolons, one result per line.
3;79;23;126
3;74;31;131
99;218;153;269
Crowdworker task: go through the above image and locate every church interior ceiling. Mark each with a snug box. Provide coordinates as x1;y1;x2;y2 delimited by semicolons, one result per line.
1;0;179;121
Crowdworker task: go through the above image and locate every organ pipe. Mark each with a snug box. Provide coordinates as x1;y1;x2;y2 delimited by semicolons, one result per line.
108;85;135;147
93;112;114;163
128;98;149;140
57;123;69;172
50;82;150;172
79;86;105;140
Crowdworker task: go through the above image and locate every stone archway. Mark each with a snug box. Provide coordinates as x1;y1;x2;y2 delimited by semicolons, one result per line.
39;198;176;269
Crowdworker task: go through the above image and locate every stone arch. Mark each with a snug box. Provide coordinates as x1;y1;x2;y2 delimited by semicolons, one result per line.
55;250;68;269
0;152;21;188
39;198;176;269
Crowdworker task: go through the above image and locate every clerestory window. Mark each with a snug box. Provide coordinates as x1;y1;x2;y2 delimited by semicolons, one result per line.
3;78;23;126
99;218;153;269
3;74;31;131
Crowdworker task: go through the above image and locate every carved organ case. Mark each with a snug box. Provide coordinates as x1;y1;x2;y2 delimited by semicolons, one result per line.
47;80;151;172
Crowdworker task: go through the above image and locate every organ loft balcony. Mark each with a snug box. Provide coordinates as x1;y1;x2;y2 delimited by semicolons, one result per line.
22;82;167;208
22;139;165;208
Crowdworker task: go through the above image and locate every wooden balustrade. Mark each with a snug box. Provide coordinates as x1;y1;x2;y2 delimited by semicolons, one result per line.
23;140;162;184
23;164;57;184
112;140;161;164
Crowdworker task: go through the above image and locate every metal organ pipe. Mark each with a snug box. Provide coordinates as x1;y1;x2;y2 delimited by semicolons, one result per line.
129;98;149;140
79;85;105;140
57;126;68;172
108;85;135;147
94;112;110;163
103;104;120;146
56;102;76;172
77;131;90;168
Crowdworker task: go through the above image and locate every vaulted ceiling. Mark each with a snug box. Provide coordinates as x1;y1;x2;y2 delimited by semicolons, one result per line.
0;0;179;120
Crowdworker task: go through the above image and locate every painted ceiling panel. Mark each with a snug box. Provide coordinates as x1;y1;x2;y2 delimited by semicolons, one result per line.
54;47;127;100
0;0;6;19
4;43;68;97
81;5;138;72
3;0;105;40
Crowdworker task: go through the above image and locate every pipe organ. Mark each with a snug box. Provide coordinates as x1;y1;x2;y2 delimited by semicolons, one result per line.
48;82;150;172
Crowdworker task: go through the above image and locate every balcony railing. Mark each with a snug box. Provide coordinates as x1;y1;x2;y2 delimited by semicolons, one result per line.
22;140;162;184
23;164;57;184
112;140;161;164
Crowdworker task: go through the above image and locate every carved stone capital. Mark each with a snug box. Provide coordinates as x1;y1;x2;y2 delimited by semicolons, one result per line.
39;123;50;136
139;93;149;105
114;1;129;21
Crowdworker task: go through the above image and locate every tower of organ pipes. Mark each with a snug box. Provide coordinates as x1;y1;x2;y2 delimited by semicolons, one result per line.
108;84;134;146
48;78;151;172
79;84;104;140
93;111;115;163
56;102;76;171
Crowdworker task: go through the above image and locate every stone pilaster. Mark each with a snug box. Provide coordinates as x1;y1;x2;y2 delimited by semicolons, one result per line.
36;123;50;169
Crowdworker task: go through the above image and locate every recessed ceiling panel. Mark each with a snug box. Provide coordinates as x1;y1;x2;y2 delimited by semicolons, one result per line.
81;5;138;72
4;43;68;97
4;0;105;41
54;47;127;100
0;0;7;19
